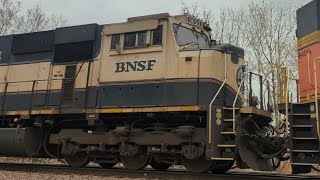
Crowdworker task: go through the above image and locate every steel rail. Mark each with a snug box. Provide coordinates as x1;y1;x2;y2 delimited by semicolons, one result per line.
0;163;318;180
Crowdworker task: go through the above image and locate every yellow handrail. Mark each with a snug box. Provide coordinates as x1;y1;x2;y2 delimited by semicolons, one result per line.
313;57;320;140
285;69;289;136
232;72;247;133
208;53;227;144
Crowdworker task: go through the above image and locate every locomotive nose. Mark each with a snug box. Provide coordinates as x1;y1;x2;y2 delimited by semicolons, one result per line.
237;120;287;171
237;135;274;171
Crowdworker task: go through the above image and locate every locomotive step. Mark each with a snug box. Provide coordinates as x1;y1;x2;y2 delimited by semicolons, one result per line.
211;157;234;161
291;149;320;153
292;119;313;126
291;125;313;128
224;119;236;122
291;113;311;116
221;131;235;135
223;107;240;110
292;137;317;140
217;144;236;148
291;163;319;166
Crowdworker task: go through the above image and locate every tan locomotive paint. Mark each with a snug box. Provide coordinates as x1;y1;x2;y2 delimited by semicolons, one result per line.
5;62;51;92
0;65;7;93
74;62;90;89
49;64;65;90
99;20;168;83
49;62;91;90
98;14;244;98
104;19;159;35
0;13;244;114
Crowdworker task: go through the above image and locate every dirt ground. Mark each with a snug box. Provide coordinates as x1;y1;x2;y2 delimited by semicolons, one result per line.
0;170;143;180
0;157;319;179
0;157;142;180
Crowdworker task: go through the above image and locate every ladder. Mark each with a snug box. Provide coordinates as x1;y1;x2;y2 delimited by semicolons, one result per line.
210;107;239;161
289;103;320;166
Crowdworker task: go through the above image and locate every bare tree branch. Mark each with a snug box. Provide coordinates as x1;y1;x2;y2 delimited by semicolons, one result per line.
0;0;67;35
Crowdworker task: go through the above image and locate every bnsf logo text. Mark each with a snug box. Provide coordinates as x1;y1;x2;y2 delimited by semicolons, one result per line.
115;60;156;73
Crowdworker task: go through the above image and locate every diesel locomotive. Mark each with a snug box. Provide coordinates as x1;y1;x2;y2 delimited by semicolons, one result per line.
0;13;285;173
277;0;320;174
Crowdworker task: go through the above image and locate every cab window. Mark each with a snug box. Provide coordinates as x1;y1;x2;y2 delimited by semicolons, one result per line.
137;31;147;46
124;31;147;48
173;24;208;46
111;34;120;49
152;25;163;45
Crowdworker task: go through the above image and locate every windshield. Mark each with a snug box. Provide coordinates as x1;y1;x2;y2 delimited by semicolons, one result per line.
173;24;209;47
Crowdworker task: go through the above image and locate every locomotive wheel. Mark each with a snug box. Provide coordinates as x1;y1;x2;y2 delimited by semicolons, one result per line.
98;162;117;169
120;146;151;170
64;152;90;168
210;160;234;174
150;160;172;171
181;155;214;173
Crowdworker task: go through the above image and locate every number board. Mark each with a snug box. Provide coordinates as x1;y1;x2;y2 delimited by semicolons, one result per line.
186;16;203;29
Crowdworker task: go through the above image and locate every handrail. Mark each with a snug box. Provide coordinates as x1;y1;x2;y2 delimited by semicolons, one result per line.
313;57;320;140
0;77;76;85
232;72;247;133
285;69;289;136
208;53;227;144
0;62;86;85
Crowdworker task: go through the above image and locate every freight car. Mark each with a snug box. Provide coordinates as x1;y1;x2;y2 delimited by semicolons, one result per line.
0;13;284;173
277;0;320;174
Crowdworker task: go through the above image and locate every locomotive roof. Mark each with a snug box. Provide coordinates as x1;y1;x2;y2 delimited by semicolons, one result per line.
0;13;175;65
0;12;206;42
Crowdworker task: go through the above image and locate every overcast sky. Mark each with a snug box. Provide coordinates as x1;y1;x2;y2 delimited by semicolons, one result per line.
20;0;312;26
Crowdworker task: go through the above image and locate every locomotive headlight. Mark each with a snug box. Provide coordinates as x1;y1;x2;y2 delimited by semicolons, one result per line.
236;65;246;92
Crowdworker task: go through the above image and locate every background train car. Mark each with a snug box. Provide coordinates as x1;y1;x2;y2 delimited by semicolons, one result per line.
278;0;320;174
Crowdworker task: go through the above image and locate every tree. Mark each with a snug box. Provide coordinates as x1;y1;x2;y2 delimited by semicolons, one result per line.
243;2;298;119
0;0;20;35
181;0;214;27
0;0;66;36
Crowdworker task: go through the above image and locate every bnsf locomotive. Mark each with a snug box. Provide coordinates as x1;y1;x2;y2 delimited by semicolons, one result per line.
0;13;284;173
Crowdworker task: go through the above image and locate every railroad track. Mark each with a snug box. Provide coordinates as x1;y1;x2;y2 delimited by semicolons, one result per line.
0;163;319;180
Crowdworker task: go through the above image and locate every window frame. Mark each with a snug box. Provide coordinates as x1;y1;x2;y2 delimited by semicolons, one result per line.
151;25;163;46
172;23;209;47
110;34;121;50
123;30;148;49
109;24;164;51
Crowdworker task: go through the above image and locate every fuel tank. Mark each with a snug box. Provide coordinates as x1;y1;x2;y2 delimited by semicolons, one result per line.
0;127;43;157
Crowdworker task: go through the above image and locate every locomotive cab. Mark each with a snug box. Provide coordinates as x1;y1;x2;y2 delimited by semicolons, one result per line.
97;13;245;108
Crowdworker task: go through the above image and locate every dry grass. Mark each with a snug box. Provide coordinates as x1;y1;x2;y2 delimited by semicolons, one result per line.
0;170;142;180
0;157;143;180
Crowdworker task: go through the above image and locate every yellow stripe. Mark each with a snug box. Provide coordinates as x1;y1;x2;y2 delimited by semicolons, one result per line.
33;109;57;114
1;106;201;116
5;111;29;115
298;30;320;50
300;93;320;102
95;106;200;113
